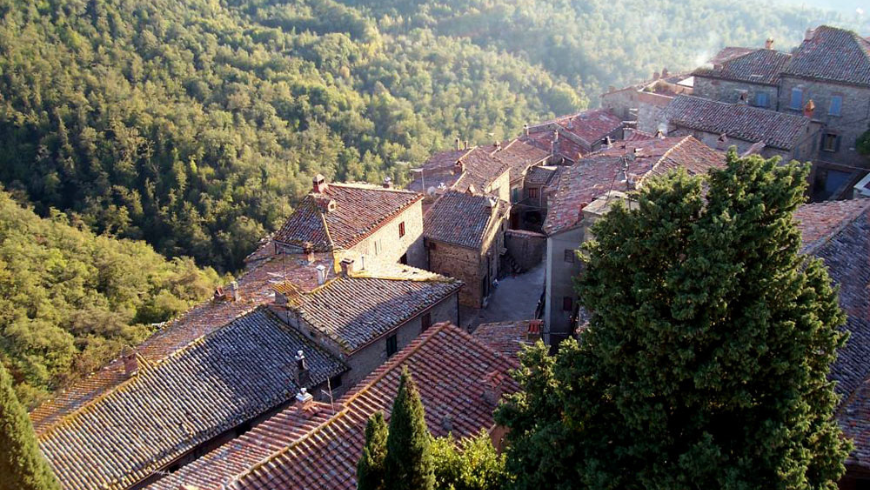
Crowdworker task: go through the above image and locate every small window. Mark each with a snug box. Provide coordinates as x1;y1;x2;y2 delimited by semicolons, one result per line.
790;88;803;110
562;296;573;312
829;95;842;116
386;334;398;357
754;92;769;108
329;374;343;389
529;188;539;199
421;312;432;331
374;240;381;256
564;249;575;263
822;133;839;152
399;222;406;238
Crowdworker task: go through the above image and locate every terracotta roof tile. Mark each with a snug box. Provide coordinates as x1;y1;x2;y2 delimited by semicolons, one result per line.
543;137;726;235
38;307;346;490
523;109;623;161
524;165;564;187
221;323;518;490
409;147;510;196
473;320;538;360
492;139;551;182
784;26;870;87
665;95;812;150
424;192;508;249
694;49;791;85
274;184;422;251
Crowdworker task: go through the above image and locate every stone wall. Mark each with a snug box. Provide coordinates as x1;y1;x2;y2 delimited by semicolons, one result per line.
692;77;779;108
778;76;870;169
353;200;426;269
428;241;483;307
505;229;546;271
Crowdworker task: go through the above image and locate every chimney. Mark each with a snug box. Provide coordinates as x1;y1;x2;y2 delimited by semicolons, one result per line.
229;280;241;302
654;129;665;139
765;37;774;50
340;258;355;276
527;320;542;342
661;67;669;79
608;85;616;93
604;136;613;148
464;140;469;150
553;130;560;142
494;140;501;150
383;177;393;189
653;71;660;80
805;27;815;42
295;349;310;387
123;347;139;378
303;241;315;264
716;133;729;150
455;137;461;151
453;160;464;174
567;118;574;130
803;99;816;119
523;124;529;136
295;387;314;408
485;196;497;209
315;264;327;285
482;371;504;406
312;174;328;194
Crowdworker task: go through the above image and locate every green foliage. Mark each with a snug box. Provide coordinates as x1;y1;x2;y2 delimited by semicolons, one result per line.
0;0;582;272
358;411;389;490
496;152;852;489
431;431;510;490
0;363;61;490
857;127;870;156
384;368;435;490
0;189;222;407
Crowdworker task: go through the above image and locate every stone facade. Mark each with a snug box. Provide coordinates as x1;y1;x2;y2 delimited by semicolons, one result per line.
353;200;426;269
666;124;820;163
692;77;779;109
489;168;512;204
505;229;546;272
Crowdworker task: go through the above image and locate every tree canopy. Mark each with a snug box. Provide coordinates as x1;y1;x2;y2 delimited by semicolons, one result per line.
496;153;851;489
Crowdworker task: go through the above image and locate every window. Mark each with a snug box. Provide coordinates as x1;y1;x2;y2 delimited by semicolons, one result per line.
564;249;575;263
399;221;406;238
421;312;432;331
790;88;803;110
754;92;769;108
562;296;573;312
528;188;539;199
386;334;398;357
822;133;839;152
829;95;842;116
329;374;343;389
373;240;382;256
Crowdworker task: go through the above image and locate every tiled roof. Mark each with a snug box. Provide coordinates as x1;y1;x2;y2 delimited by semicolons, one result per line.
493;139;551;182
665;95;812;150
708;47;757;65
408;147;510;196
279;267;462;352
223;322;518;490
274;184;422;251
30;255;336;433
525;108;623;152
473;320;537;359
543;137;726;235
145;402;336;490
784;26;870;87
795;200;870;470
424;192;508;249
693;49;791;85
524;165;564;187
38;307;346;490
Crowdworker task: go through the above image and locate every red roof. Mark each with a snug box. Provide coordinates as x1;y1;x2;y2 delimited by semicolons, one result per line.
493;139;551;182
524;109;623;160
409;147;509;196
473;320;538;360
215;323;518;490
793;200;870;253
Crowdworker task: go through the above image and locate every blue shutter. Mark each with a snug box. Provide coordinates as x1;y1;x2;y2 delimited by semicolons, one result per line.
791;89;803;110
829;96;842;116
755;93;769;108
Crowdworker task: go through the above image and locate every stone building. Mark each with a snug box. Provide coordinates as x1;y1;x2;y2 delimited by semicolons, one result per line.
423;191;511;308
601;71;694;134
145;322;518;490
521;108;625;163
407;144;511;204
491;138;551;208
512;165;564;231
273;175;426;269
662;95;820;163
542;136;726;344
270;257;461;390
692;41;791;108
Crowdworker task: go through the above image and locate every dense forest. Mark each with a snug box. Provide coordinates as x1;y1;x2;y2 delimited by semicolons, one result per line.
0;189;221;406
1;0;865;274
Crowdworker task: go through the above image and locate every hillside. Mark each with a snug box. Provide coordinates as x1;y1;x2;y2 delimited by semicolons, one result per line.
0;0;866;274
0;189;222;406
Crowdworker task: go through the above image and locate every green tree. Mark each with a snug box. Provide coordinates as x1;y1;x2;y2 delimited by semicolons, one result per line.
0;363;61;490
496;152;851;489
431;430;510;490
358;411;389;490
857;127;870;156
385;368;435;490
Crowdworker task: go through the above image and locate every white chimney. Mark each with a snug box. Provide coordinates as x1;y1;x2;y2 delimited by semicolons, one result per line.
296;387;313;406
316;264;327;285
229;281;241;302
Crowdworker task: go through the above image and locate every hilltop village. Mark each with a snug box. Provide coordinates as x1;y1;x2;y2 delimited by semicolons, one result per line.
28;25;870;490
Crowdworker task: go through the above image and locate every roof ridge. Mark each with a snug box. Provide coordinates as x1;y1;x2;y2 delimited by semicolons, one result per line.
329;182;419;195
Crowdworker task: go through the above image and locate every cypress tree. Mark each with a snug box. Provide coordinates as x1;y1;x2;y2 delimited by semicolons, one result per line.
0;363;61;490
358;411;388;490
384;368;434;490
496;152;851;489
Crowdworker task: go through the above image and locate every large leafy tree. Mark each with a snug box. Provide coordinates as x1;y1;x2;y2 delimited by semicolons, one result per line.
0;363;61;490
358;411;388;490
496;152;851;489
384;368;435;490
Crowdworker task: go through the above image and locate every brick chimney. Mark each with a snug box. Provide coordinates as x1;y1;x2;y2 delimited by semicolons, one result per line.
383;177;393;189
303;241;315;264
527;320;542;342
482;371;504;406
803;99;816;119
312;174;328;194
340;258;355;276
123;347;139;378
765;37;774;50
295;350;311;386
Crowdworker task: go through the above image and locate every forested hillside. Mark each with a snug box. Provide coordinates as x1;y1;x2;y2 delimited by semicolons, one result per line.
0;189;221;406
0;0;866;274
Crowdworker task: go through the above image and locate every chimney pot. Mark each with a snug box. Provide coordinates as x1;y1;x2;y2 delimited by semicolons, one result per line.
455;137;461;151
803;99;816;119
296;387;313;407
523;124;529;135
312;174;328;194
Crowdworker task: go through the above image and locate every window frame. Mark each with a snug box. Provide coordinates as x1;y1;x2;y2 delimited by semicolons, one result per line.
822;132;839;153
528;187;539;199
386;334;398;357
754;92;769;108
790;88;803;110
829;95;843;116
421;311;432;331
399;221;406;238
